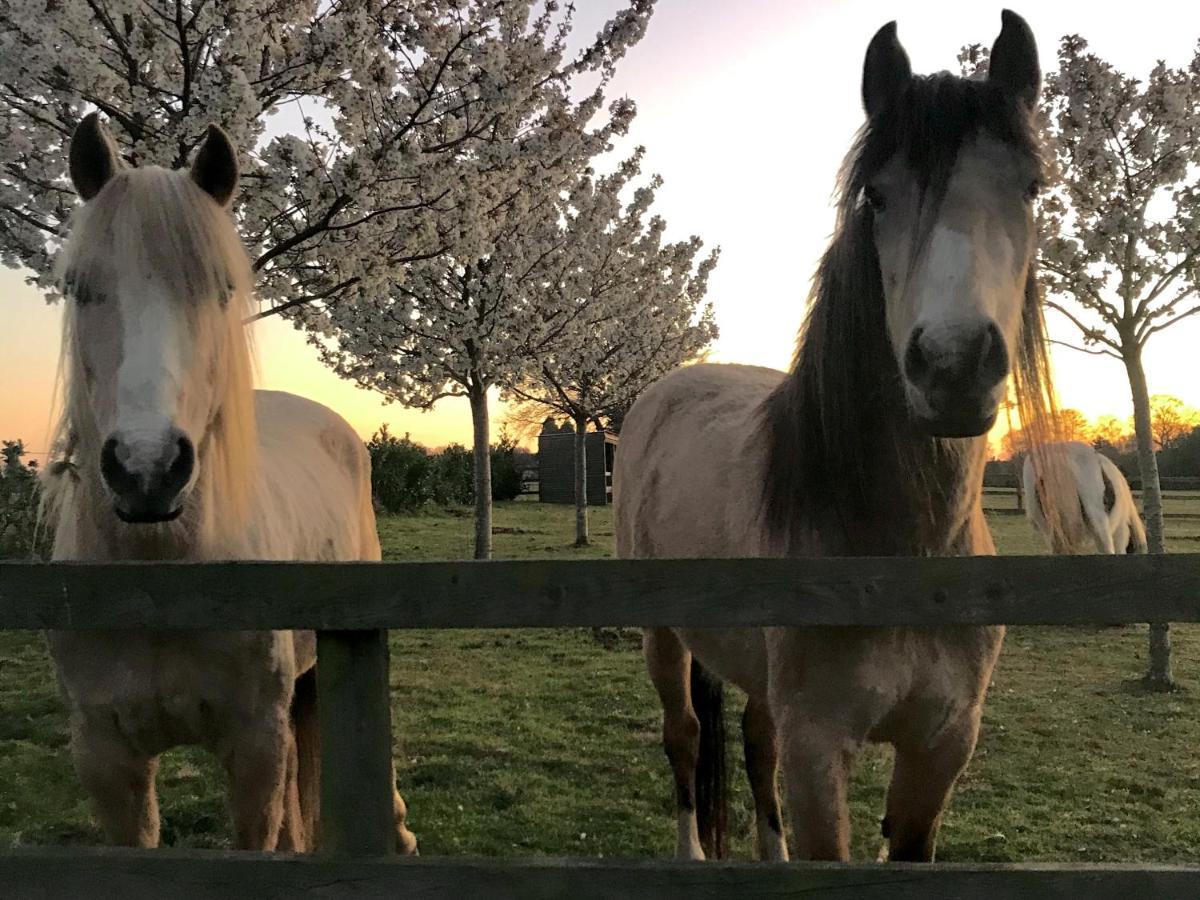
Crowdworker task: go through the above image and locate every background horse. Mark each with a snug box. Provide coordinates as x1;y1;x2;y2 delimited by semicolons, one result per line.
615;11;1063;862
1024;441;1147;554
43;115;416;853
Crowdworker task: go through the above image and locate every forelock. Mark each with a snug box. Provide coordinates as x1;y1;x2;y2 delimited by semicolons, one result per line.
845;72;1041;217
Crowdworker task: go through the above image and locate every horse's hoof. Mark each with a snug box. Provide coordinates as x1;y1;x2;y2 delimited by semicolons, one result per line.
397;831;419;856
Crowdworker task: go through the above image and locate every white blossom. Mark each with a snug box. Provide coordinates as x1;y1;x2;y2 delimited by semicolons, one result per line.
0;0;655;319
506;149;719;429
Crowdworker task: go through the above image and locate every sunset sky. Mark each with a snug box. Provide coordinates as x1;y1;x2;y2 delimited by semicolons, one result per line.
4;1;1199;461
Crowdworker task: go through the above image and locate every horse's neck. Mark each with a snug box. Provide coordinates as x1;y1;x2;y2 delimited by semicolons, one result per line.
882;429;989;554
834;428;985;554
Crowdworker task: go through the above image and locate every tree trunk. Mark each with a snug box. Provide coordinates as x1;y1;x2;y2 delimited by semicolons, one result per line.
469;383;492;561
1123;344;1173;690
573;410;589;546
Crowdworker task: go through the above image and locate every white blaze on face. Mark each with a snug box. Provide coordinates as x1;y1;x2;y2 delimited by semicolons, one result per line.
908;221;1017;365
111;283;189;475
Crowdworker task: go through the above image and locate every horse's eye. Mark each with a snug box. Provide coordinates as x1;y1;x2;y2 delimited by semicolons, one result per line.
1024;180;1041;202
864;185;886;213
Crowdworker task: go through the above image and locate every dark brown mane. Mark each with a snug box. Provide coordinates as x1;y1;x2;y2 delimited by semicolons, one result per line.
760;72;1047;555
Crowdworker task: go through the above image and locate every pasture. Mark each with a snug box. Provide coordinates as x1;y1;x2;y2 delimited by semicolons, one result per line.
1;500;1199;862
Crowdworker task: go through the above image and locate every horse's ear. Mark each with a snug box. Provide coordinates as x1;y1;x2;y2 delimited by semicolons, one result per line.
191;125;239;207
69;113;121;202
862;21;912;119
988;10;1040;109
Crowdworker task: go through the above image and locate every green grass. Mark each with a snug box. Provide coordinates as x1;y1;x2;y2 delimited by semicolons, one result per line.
1;500;1198;861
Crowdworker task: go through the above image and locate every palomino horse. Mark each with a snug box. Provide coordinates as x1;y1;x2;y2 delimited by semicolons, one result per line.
615;11;1062;862
1024;441;1146;555
43;115;416;853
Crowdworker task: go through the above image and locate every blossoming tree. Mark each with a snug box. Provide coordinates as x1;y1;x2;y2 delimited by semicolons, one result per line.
507;151;718;545
0;0;654;315
310;7;654;559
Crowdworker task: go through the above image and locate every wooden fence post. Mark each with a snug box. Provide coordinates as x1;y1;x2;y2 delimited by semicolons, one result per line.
316;629;396;856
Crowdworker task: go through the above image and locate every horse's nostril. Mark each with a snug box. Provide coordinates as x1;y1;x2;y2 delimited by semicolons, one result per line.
978;322;1009;382
165;436;195;494
100;437;139;496
904;326;930;383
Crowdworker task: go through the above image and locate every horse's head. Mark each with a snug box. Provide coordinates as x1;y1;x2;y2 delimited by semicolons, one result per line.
859;10;1042;438
62;114;249;524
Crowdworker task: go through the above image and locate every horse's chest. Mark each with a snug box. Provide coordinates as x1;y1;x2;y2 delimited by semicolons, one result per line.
48;631;295;756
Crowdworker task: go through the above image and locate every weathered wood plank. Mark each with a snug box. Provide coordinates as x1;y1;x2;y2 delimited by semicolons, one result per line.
315;630;395;856
0;849;1198;900
1;555;1198;630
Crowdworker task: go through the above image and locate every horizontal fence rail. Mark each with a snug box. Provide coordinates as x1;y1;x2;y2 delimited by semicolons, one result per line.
3;849;1200;900
1;555;1199;630
3;555;1200;896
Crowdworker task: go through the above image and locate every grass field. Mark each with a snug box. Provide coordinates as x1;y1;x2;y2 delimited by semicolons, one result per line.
1;500;1199;862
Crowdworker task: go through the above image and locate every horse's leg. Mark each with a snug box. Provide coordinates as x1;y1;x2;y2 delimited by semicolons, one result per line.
275;730;305;852
1112;519;1130;555
742;697;788;861
71;723;160;847
223;713;290;851
644;627;704;860
391;761;419;855
882;709;981;862
774;713;853;861
1084;504;1116;554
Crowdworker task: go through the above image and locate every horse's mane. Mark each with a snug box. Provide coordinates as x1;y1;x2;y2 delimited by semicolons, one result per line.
761;72;1058;554
44;166;258;546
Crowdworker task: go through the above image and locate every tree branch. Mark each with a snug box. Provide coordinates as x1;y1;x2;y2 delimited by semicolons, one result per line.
252;196;350;272
1139;303;1200;344
1048;338;1121;359
1042;298;1123;352
244;276;361;323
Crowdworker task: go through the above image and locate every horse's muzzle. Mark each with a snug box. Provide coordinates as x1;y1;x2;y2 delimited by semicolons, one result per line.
101;432;195;525
904;320;1008;438
911;405;1000;439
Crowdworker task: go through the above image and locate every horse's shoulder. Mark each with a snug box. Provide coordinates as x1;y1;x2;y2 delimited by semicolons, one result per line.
253;389;366;475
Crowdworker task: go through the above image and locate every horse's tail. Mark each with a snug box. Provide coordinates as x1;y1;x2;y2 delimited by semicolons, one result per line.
292;666;321;850
1127;504;1149;554
358;448;383;562
691;660;729;859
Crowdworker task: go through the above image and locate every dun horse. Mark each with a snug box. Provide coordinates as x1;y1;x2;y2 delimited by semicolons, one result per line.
615;11;1062;862
1024;441;1146;555
43;115;416;853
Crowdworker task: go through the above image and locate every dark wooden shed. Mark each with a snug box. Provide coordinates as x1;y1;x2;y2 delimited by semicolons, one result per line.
537;419;618;505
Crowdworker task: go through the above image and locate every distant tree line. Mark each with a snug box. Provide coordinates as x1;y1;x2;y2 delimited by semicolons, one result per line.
366;425;530;515
0;440;50;560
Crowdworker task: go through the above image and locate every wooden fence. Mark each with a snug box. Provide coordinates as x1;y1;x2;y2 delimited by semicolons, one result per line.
1;554;1200;897
983;486;1200;519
